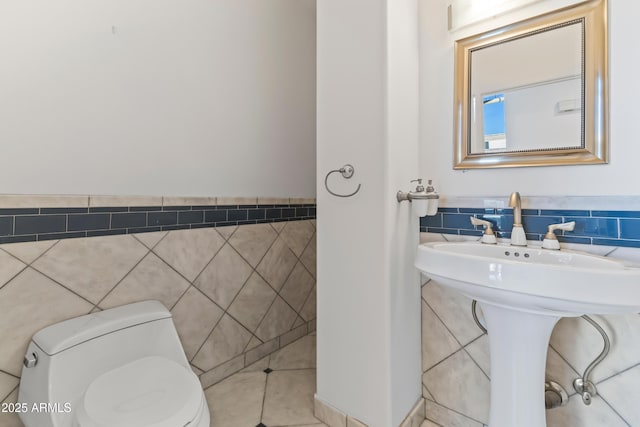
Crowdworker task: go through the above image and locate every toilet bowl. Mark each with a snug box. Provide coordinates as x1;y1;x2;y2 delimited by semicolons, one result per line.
18;300;210;427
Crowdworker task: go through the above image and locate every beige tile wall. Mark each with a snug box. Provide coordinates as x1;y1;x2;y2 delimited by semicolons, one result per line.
420;232;640;427
0;194;315;209
0;219;317;421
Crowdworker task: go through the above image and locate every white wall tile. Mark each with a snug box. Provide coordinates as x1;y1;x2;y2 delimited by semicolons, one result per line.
597;363;640;426
422;282;483;345
0;371;18;402
132;231;168;250
0;241;55;265
255;296;298;342
551;314;640;383
192;314;253;372
0;268;93;376
194;243;253;309
422;300;461;371
0;251;26;289
0;195;88;208
270;335;316;370
98;253;190;310
171;286;224;361
279;220;315;257
89;195;161;207
423;350;490;424
257;238;299;292
228;273;277;332
280;262;315;312
228;224;277;267
32;234;148;304
162;196;216;206
153;228;225;282
545;393;628;427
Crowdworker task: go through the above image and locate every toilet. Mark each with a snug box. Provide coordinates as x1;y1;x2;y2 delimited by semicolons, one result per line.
18;300;210;427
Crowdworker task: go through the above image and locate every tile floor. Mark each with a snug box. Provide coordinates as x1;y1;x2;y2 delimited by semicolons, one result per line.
206;332;436;427
206;333;327;427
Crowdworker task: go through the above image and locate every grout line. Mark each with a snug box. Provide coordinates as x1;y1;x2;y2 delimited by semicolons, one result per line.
25;261;102;310
462;346;490;382
92;248;153;309
131;229;168;250
422;289;480;349
189;307;228;369
0;369;19;380
0;254;28;292
596;393;633;427
1;385;19;404
596;361;640;386
164;230;227;289
188;222;311;367
270;367;316;373
424;396;487;426
259;367;270;423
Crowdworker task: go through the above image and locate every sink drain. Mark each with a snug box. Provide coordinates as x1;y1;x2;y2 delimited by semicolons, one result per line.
545;380;569;409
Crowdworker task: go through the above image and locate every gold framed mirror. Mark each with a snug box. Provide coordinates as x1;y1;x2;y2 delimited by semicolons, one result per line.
453;0;608;169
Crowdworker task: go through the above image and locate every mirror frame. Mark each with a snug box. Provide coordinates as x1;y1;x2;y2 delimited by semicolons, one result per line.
453;0;608;169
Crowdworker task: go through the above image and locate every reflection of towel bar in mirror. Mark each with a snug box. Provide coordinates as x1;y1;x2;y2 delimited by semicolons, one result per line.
324;164;361;198
453;0;608;169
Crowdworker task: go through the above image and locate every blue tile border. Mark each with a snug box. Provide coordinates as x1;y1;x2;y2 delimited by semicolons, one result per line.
0;203;316;244
420;207;640;248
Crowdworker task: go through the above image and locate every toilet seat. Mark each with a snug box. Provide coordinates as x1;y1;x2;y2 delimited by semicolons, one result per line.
74;356;204;427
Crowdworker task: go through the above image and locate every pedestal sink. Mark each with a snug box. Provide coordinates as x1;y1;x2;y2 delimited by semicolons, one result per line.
416;242;640;427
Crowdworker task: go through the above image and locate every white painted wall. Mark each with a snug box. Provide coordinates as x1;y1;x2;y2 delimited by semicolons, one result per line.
386;0;423;424
505;78;582;151
0;0;316;198
317;0;389;422
420;0;640;197
317;0;422;425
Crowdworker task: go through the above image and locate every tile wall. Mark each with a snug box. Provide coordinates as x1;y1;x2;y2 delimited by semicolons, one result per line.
422;207;640;248
0;196;316;427
420;232;640;427
0;196;316;244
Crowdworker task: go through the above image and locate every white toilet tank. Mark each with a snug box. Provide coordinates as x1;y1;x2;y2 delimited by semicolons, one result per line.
18;300;193;427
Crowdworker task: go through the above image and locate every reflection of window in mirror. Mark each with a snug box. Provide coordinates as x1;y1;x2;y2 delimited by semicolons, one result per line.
483;94;506;152
480;74;582;153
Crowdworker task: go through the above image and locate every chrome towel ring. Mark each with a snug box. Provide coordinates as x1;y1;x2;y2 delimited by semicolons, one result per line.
324;164;361;198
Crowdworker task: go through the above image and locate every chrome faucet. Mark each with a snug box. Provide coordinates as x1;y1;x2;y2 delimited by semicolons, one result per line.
508;192;527;246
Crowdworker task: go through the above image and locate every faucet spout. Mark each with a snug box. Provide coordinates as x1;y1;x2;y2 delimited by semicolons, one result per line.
508;191;527;246
509;192;522;225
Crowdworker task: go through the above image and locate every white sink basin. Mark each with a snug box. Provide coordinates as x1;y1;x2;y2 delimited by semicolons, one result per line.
416;241;640;316
415;241;640;427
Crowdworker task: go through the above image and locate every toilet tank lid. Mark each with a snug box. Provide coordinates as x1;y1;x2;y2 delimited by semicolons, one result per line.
33;300;172;356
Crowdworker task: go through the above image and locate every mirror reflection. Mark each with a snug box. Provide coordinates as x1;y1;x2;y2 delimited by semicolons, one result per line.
453;0;608;169
470;21;583;154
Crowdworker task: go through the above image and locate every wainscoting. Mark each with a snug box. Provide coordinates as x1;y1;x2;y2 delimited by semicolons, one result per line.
0;195;317;427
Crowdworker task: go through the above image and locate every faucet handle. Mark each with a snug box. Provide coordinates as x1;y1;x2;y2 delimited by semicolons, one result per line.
470;216;497;244
542;221;576;250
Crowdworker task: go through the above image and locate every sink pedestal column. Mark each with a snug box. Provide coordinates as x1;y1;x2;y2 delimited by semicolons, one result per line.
480;302;561;427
